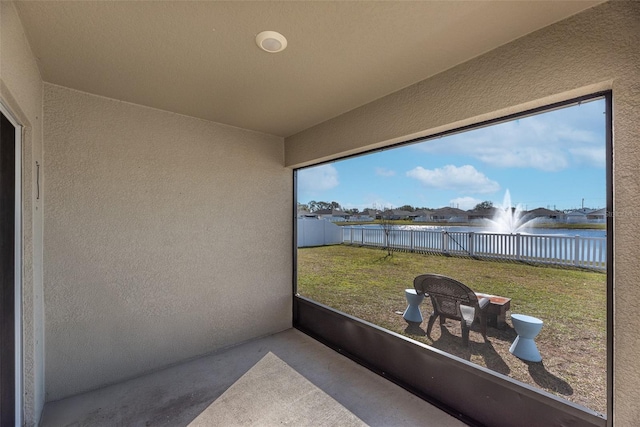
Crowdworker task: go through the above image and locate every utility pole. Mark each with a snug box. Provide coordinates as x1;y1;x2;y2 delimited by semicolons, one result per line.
582;198;584;209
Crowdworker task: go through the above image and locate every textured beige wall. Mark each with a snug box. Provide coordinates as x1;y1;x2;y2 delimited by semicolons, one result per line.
43;84;291;401
0;2;45;425
286;1;639;424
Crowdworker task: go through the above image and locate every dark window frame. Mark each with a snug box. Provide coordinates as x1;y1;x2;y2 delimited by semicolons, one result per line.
1;101;24;427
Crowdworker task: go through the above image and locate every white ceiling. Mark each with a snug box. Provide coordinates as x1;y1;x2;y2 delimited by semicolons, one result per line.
16;1;603;137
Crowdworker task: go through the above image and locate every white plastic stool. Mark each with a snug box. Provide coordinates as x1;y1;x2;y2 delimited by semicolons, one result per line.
509;313;543;362
403;289;424;325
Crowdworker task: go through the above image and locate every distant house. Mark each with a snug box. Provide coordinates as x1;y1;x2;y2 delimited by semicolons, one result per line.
467;207;498;223
413;209;435;222
523;207;564;223
388;209;413;220
379;209;393;219
349;212;374;221
565;210;589;224
361;208;380;219
430;207;468;223
406;211;424;220
569;208;593;215
297;209;318;219
315;208;350;222
586;208;607;223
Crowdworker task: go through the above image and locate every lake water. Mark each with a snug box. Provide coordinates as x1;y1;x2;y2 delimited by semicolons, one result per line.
347;224;606;239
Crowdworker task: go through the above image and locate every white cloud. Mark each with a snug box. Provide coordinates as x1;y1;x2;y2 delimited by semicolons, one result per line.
474;145;569;171
375;167;396;177
415;101;605;172
569;147;606;168
297;164;339;194
406;165;500;194
342;195;395;212
449;197;482;210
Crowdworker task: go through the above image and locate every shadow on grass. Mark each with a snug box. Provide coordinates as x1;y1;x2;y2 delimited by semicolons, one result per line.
526;361;574;395
414;321;573;396
485;324;518;343
414;323;512;376
404;323;426;336
374;254;396;263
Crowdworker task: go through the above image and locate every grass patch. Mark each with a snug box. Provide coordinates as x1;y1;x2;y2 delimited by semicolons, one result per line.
297;244;607;415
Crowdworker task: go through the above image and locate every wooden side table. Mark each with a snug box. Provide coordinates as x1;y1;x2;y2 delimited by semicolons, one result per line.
475;292;511;329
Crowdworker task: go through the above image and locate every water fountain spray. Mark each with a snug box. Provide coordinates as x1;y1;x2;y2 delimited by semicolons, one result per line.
485;190;538;234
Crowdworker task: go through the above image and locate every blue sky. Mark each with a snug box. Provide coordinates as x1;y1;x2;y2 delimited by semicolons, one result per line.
297;98;606;212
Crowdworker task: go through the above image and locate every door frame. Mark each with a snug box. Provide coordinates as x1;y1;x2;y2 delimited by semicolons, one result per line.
1;100;23;427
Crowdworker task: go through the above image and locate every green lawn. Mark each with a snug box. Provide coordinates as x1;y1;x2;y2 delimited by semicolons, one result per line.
297;244;607;415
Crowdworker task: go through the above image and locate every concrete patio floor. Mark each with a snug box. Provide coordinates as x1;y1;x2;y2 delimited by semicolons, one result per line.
39;328;466;426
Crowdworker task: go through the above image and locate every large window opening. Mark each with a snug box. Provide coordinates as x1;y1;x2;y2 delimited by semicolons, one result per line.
295;94;610;420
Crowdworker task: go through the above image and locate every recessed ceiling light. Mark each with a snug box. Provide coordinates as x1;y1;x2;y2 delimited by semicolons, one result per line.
256;31;288;53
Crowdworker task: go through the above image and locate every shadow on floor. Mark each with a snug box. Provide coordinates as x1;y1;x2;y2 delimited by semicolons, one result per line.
40;330;465;427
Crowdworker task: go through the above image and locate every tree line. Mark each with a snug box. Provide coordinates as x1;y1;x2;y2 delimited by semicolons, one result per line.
298;201;440;214
299;200;497;213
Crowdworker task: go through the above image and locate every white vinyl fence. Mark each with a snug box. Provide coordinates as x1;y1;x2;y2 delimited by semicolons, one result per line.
297;218;343;247
341;227;606;271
